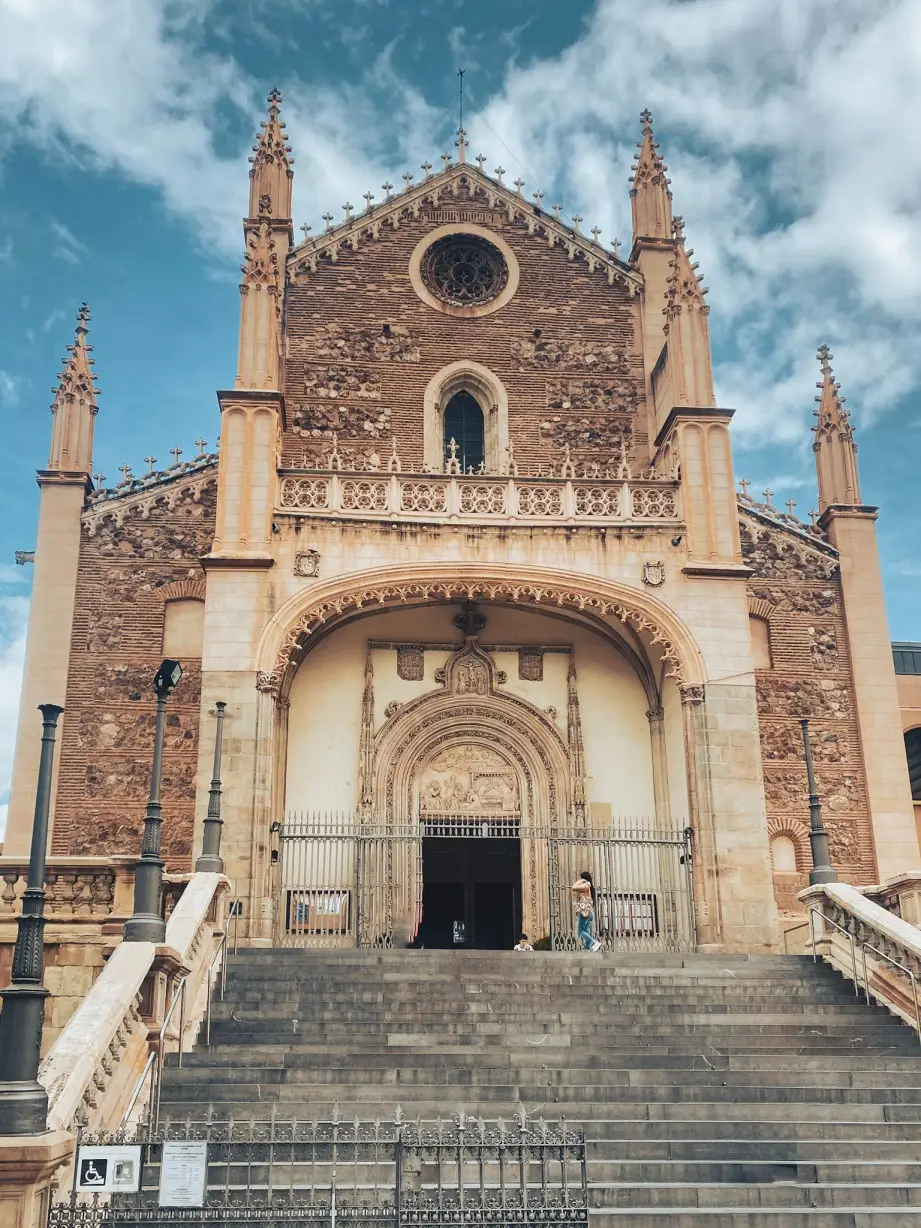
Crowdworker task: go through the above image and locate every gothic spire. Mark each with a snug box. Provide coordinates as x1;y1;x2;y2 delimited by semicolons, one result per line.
248;86;294;220
661;217;715;407
48;302;99;474
813;345;861;512
630;109;673;243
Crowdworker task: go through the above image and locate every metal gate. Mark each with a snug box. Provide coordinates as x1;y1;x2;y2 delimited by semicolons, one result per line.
49;1111;587;1227
275;814;694;952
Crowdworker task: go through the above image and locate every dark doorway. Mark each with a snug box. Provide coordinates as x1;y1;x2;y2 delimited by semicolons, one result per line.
443;391;485;473
419;837;520;950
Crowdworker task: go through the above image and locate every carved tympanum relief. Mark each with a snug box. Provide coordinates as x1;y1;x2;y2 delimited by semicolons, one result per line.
419;744;520;815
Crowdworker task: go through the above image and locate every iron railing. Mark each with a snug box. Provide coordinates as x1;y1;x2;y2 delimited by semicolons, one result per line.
274;814;694;953
50;1110;587;1226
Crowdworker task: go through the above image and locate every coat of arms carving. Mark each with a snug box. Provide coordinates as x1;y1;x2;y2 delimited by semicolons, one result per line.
396;645;425;681
294;550;320;578
642;560;666;587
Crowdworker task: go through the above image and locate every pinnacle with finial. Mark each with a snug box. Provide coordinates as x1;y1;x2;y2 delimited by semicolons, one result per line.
817;344;833;376
590;226;601;243
455;129;468;162
611;237;622;257
475;153;486;170
362;190;375;211
762;488;774;508
572;214;583;232
552;204;561;220
738;477;751;498
421;160;433;179
640;108;653;133
513;177;524;193
382;181;393;200
195;437;207;457
93;471;105;487
342;202;353;221
494;166;505;183
533;189;544;208
785;498;797;517
169;446;183;467
672;215;685;242
322;212;334;232
440;152;452;169
118;463;133;484
402;171;414;189
144;455;157;475
300;223;311;240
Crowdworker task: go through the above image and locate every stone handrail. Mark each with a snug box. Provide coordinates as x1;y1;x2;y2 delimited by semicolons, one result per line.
277;469;681;526
38;872;230;1132
799;881;921;1036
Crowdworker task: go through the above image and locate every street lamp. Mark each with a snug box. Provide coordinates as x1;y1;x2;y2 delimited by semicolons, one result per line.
800;718;837;885
0;704;63;1134
195;702;226;874
123;659;183;943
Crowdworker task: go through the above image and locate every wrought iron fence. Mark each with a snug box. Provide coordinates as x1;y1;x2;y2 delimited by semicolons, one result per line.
49;1111;587;1227
274;813;694;953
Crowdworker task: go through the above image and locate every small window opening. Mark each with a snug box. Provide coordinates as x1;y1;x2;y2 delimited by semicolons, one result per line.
444;390;485;473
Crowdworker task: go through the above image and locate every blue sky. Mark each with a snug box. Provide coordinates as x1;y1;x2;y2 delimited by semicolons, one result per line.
1;0;920;830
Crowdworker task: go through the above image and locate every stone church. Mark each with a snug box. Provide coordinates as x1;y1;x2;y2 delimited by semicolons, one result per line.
4;95;917;954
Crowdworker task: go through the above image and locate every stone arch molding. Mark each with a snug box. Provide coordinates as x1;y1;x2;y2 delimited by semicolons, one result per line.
423;360;509;472
256;562;706;696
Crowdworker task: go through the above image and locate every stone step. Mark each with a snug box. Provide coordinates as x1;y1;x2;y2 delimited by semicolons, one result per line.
594;1184;921;1210
590;1213;921;1225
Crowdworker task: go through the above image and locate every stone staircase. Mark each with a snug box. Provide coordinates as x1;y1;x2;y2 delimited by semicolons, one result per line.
161;950;921;1225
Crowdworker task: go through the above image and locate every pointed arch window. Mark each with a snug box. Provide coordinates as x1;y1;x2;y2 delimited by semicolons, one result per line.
905;728;921;802
444;391;485;473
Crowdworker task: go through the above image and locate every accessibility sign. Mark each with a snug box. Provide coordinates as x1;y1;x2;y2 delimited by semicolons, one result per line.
75;1145;142;1194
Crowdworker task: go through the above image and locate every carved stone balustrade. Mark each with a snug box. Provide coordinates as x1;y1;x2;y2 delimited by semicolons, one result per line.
800;880;921;1036
277;468;681;527
0;856;136;927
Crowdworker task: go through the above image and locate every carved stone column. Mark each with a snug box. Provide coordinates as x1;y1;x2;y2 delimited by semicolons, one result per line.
646;706;669;829
679;684;723;949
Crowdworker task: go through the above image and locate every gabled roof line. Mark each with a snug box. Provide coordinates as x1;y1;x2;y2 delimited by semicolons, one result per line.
737;496;838;559
288;161;642;295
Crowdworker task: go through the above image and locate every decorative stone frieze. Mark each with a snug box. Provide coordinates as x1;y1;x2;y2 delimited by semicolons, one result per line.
292;402;392;439
512;336;631;372
304;364;381;400
313;323;419;362
546;378;639;415
749;584;838;616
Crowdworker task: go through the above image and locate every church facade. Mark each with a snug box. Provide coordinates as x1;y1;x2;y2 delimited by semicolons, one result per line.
4;95;917;953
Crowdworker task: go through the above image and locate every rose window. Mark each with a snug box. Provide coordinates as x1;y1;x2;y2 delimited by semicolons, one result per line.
420;235;509;307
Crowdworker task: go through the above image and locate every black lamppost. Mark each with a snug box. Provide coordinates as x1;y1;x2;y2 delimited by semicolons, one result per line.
123;659;184;943
195;702;226;874
800;718;837;885
0;703;63;1135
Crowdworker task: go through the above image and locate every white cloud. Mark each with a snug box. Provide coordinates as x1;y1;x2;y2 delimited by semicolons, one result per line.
0;369;20;407
0;596;28;833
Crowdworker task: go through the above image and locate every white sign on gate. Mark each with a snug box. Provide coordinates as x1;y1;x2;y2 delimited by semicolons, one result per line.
76;1146;142;1194
159;1140;208;1208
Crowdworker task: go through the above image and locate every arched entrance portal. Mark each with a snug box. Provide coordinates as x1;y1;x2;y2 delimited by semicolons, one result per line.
275;594;697;953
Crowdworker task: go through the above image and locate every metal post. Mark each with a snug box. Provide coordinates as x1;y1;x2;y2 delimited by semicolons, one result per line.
800;718;837;885
0;703;63;1134
196;702;227;873
124;687;171;942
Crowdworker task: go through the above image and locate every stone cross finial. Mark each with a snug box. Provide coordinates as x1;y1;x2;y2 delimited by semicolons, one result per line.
170;446;183;467
421;160;433;180
513;177;525;193
640;108;654;133
572;214;583;232
475;153;486;170
118;463;133;484
195;437;207;457
785;498;797;516
494;166;505;183
440;151;452;169
362;190;375;211
144;455;157;475
300;223;311;240
382;181;393;200
76;302;91;329
552;203;561;220
738;476;751;498
809;508;819;525
342;202;353;221
817;344;833;375
762;487;774;508
533;189;544;208
611;237;622;257
93;472;105;487
591;226;602;243
402;171;414;189
322;212;334;232
672;215;685;242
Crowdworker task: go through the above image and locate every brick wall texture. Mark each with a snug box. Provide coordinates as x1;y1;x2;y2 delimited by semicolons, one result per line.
51;477;217;866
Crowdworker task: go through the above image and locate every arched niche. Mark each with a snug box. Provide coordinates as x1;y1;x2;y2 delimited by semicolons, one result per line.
423;361;509;473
